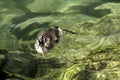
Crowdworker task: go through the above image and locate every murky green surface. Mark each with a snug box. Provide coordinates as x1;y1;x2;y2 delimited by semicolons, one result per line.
0;0;120;80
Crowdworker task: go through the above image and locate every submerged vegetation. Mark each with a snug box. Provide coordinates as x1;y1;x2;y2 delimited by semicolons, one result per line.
0;0;120;80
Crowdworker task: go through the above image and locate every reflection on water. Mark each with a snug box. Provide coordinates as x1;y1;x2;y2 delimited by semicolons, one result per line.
0;0;117;26
0;0;120;80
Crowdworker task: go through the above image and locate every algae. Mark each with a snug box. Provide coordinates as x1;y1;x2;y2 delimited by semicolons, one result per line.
0;0;120;80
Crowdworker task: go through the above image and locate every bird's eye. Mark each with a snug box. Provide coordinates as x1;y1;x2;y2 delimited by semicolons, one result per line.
54;26;58;29
38;36;44;47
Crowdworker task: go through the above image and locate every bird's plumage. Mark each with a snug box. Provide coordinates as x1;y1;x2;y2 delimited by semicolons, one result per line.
34;27;63;58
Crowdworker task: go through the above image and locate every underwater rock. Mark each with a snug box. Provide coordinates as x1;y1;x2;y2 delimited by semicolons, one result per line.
95;2;120;15
0;50;38;80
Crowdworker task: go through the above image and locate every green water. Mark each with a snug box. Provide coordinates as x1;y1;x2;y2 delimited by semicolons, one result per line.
0;0;120;80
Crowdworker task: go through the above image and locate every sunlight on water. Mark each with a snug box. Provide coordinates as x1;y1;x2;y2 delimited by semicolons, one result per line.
0;0;120;80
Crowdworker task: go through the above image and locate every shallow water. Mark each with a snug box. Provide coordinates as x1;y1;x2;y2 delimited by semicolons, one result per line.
0;0;120;80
